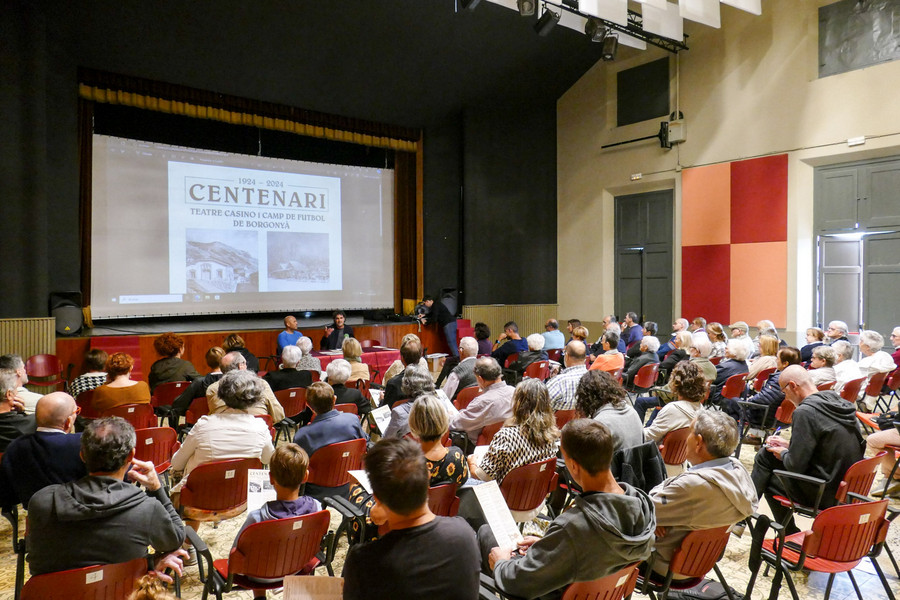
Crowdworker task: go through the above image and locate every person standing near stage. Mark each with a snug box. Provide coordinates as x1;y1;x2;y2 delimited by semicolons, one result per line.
321;310;355;350
422;295;458;358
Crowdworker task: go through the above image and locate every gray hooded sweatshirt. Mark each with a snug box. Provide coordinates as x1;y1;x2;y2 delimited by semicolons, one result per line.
26;475;185;575
649;456;758;574
493;482;655;600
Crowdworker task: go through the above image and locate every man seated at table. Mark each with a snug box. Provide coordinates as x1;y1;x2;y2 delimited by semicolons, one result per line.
276;315;303;356
320;310;355;350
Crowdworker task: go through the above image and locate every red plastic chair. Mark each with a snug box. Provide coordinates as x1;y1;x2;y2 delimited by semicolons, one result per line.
773;453;885;518
504;353;520;369
629;363;659;394
306;438;366;490
100;403;156;429
658;427;691;467
454;385;481;411
839;376;866;403
273;387;308;442
133;426;178;478
523;360;550;381
745;499;891;600
561;563;639;600
772;398;796;426
201;509;334;599
354;377;371;400
427;483;460;517
151;380;190;425
546;348;563;363
554;409;576;430
255;414;276;440
499;457;559;521
639;526;734;599
876;368;900;412
20;556;148;600
24;354;66;390
180;457;262;523
817;380;836;391
476;421;503;446
308;370;321;382
75;389;99;419
610;367;623;384
335;403;359;416
720;373;746;402
861;370;890;411
751;367;776;392
709;356;722;365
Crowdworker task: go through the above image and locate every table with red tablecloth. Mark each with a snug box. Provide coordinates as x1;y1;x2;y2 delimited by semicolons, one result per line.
312;347;400;384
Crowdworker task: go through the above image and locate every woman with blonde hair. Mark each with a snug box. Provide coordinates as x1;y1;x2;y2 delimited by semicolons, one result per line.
706;322;728;359
342;337;370;382
745;335;779;383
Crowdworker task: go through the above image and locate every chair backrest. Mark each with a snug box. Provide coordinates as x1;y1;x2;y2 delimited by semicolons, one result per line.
355;377;371;400
840;376;866;403
633;363;659;390
752;367;776;392
360;339;381;349
709;356;722;365
24;354;63;381
75;389;99;419
228;509;330;580
804;499;888;562
610;367;623;384
500;456;559;513
335;403;359;416
180;457;262;512
151;380;190;409
255;414;276;440
555;409;577;430
134;427;178;471
546;348;563;363
477;421;503;446
720;374;746;401
524;360;550;381
864;370;889;397
886;368;900;392
561;563;639;600
772;398;796;426
20;556;148;600
816;381;836;391
307;438;366;488
309;370;321;382
504;353;520;368
835;452;884;504
100;403;156;429
427;483;460;517
185;396;209;425
274;387;307;416
454;385;481;411
658;427;692;466
668;526;731;579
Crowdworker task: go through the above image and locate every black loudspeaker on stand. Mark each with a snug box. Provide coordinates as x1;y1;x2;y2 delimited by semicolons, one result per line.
49;291;83;336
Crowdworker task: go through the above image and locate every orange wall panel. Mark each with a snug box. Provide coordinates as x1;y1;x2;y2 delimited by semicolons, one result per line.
681;162;731;247
729;242;788;328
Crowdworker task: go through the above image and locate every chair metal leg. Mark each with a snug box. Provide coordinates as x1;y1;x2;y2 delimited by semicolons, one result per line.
846;570;863;600
822;573;835;600
870;555;897;600
712;564;736;600
781;569;801;600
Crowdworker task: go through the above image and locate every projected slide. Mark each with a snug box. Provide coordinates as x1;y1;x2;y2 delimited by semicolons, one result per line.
90;136;394;319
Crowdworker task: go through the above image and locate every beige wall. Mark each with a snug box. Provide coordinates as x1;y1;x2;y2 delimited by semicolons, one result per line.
557;0;900;337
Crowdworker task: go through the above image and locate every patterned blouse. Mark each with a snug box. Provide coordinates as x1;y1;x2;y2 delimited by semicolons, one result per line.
427;446;469;487
477;425;558;484
69;373;107;398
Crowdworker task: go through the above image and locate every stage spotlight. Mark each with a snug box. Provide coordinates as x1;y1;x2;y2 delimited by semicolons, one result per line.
460;0;482;11
517;0;535;16
601;34;619;60
534;7;560;36
584;17;607;42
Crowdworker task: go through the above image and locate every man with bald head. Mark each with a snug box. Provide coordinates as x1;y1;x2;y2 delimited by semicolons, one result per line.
547;341;588;411
750;365;863;532
0;392;86;510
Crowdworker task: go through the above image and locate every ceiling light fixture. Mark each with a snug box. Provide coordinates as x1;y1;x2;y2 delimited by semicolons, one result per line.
517;0;536;17
584;17;607;42
601;33;619;60
534;5;561;36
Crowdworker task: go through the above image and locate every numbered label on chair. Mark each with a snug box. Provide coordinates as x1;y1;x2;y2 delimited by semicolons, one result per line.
128;407;135;413
616;573;629;588
859;514;870;524
225;470;235;479
145;438;154;445
86;570;103;584
290;392;297;397
540;463;547;472
342;452;350;457
293;520;304;530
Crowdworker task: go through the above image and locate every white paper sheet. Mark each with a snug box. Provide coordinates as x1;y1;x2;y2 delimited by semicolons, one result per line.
349;470;372;494
473;480;524;551
370;404;392;435
247;469;276;513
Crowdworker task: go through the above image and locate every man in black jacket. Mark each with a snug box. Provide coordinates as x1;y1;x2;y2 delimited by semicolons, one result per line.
383;338;423;408
750;365;864;533
423;295;457;358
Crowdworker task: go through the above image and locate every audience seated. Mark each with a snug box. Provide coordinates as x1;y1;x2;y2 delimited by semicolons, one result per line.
857;329;896;410
825;320;850;345
633;336;716;425
148;332;200;394
383;333;429;383
799;326;825;363
547;341;588;411
571;326;591;355
542;318;565;351
505;333;548;384
648;410;757;577
687;335;717;382
479;419;654;600
589;330;624;373
644;361;706;444
0;392;85;510
730;346;801;424
27;416;186;575
832;340;862;392
295;336;322;372
708;339;749;408
342;438;479;600
293;381;367;499
171;370;275;505
263;344;313;392
91;352;151;413
891;326;900;369
68;348;108;398
223;333;259;373
383;337;424;408
658;330;691;376
601;316;627;353
727;321;754;360
275;315;303;356
657;318;689;360
328;359;372;416
0;368;36;451
745;335;779;383
623;336;660;390
689;317;707;333
705;322;728;359
0;354;43;415
808;345;837;388
342;337;370;382
441;336;479;401
621;312;644;350
750;365;863;533
320;310;355;351
625;321;658;364
170;346;225;426
385;365;456;439
474;322;493;357
491;321;529;366
206;352;284;422
576;370;643;451
449;357;514;446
